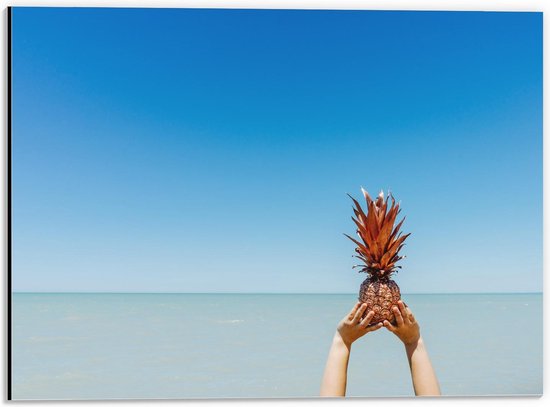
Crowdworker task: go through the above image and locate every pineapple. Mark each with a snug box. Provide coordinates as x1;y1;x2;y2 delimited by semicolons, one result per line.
344;188;411;325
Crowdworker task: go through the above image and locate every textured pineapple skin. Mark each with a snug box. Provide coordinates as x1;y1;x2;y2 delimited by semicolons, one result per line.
358;277;401;325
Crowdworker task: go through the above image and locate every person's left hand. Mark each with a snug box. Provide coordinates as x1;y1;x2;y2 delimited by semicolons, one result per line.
383;300;421;347
336;302;383;348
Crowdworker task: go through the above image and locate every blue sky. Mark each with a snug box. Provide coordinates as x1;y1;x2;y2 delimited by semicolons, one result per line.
12;8;542;293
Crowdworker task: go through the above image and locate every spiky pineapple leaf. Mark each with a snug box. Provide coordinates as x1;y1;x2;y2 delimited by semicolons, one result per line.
346;188;410;277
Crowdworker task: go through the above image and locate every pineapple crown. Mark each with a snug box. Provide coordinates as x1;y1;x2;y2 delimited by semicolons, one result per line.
344;187;411;279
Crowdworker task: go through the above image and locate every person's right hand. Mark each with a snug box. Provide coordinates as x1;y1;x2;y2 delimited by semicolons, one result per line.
383;300;420;346
336;302;383;348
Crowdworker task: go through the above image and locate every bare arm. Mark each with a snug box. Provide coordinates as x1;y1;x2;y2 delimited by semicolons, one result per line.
383;301;441;396
405;337;440;396
320;331;351;397
320;302;382;397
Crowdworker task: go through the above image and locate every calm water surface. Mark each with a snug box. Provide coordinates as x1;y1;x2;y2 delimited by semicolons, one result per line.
11;293;542;399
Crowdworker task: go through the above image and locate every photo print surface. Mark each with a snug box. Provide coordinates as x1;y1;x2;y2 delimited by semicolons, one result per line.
9;7;542;400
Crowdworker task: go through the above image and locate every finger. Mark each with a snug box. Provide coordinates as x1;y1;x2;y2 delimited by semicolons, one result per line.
347;302;361;321
366;322;384;333
352;303;367;324
397;301;409;322
359;311;375;328
393;306;405;327
383;319;396;332
404;306;415;323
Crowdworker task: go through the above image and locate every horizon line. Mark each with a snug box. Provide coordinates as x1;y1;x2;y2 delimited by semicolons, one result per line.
10;291;543;295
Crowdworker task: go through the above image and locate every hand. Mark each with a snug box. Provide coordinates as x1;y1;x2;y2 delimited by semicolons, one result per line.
336;302;383;348
383;300;421;347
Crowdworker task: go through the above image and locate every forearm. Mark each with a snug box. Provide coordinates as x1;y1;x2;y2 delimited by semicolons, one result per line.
320;332;351;397
405;337;441;396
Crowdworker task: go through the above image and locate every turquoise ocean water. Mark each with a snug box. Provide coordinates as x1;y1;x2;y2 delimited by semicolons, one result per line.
11;293;542;399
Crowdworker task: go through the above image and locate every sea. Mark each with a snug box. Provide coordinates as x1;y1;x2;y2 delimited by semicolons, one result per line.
11;293;542;400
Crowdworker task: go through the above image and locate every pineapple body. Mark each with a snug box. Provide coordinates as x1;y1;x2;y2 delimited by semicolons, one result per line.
358;277;401;325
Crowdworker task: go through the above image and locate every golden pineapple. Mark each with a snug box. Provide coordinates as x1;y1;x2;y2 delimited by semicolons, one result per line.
344;188;411;325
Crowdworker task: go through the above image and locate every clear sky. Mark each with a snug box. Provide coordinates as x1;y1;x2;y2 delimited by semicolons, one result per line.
12;8;542;293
